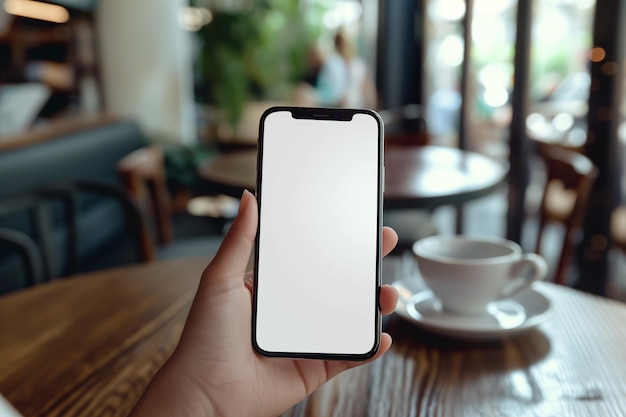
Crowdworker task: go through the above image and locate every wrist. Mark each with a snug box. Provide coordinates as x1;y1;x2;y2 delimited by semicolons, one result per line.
128;355;217;417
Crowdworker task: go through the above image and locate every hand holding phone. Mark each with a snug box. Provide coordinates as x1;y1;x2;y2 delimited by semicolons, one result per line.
253;106;384;360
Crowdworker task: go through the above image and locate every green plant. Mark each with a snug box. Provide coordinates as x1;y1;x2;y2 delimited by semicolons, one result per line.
193;0;323;128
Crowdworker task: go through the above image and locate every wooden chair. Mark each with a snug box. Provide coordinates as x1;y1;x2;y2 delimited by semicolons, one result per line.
534;146;598;285
117;146;224;261
611;205;626;254
379;105;439;254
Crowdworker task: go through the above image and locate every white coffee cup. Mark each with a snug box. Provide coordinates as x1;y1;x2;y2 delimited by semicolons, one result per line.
412;235;548;315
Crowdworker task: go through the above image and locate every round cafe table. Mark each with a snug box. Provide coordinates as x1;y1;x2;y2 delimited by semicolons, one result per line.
198;145;508;210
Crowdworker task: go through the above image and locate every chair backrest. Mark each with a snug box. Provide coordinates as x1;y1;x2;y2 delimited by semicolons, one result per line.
0;181;149;293
117;146;173;256
535;146;598;285
379;104;431;147
0;190;68;287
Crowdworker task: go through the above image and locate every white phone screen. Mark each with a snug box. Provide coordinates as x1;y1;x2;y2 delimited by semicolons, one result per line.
254;108;382;358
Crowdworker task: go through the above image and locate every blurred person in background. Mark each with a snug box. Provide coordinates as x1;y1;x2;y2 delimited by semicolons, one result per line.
317;27;377;108
293;28;377;109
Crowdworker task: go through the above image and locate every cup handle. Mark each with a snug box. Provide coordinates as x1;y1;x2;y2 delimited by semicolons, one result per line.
499;253;548;299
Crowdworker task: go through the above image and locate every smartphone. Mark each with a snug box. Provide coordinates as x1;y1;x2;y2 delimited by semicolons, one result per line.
252;106;383;360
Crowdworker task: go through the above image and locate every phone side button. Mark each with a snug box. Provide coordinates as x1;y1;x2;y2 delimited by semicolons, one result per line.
382;166;385;193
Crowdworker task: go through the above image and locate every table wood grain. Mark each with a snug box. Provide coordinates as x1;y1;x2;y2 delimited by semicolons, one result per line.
1;256;625;417
0;258;206;417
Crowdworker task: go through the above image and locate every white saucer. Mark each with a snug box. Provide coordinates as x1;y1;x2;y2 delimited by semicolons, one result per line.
393;281;552;341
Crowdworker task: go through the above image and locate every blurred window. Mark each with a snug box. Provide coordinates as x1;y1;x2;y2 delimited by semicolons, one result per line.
424;0;595;159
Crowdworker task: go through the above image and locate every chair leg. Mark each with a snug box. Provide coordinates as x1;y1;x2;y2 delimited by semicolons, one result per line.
30;203;56;281
554;228;579;286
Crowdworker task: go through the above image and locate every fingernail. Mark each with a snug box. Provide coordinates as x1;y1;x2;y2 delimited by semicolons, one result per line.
238;189;251;214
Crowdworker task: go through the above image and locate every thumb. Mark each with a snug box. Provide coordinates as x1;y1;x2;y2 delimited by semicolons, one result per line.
201;190;258;285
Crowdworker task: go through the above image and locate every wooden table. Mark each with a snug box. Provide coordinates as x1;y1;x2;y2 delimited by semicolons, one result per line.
198;146;509;210
284;256;626;417
1;256;625;417
0;258;206;417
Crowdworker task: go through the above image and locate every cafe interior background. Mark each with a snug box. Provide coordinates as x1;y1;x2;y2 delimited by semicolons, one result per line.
0;0;625;301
